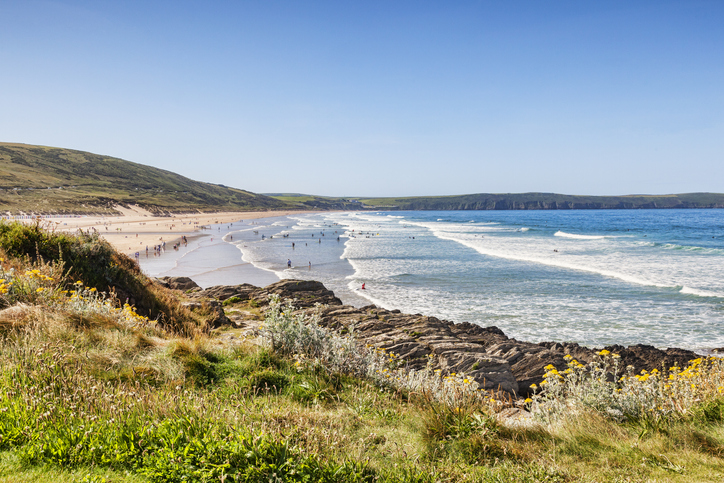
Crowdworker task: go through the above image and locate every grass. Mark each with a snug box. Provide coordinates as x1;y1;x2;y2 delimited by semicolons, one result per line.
0;142;294;214
0;224;722;482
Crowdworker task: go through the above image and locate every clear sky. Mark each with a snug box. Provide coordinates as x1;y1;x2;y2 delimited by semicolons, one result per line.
1;1;722;197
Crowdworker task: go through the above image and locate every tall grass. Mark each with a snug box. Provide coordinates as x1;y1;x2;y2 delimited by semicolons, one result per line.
529;350;724;434
0;220;207;335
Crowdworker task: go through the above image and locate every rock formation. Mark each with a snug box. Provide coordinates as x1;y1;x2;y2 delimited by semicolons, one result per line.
160;277;700;397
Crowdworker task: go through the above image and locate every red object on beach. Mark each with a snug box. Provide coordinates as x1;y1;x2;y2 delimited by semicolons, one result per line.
361;283;365;290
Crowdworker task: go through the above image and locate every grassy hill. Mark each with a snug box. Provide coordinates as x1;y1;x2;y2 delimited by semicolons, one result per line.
263;192;366;211
0;143;296;215
352;192;724;210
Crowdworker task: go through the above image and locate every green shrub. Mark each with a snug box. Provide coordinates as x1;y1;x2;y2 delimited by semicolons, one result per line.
691;396;724;424
290;375;336;405
223;296;242;305
246;369;290;392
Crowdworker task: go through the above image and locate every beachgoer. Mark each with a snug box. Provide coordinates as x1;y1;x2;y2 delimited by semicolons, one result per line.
287;259;291;268
308;261;311;270
361;283;365;290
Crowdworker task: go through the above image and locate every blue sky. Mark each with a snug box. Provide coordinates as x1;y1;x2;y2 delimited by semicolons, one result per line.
1;1;722;197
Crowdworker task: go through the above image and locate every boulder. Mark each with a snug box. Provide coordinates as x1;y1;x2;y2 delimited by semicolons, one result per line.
156;276;199;291
191;283;259;301
251;279;343;308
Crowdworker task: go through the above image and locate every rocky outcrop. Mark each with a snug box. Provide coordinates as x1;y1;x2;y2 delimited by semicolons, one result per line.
250;280;343;308
155;276;200;291
190;284;258;301
184;278;700;397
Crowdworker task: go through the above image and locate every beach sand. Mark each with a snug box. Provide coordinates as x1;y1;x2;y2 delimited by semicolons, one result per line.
35;205;317;256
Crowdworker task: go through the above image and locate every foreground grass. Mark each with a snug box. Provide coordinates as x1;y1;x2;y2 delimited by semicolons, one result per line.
2;304;722;482
0;222;722;482
0;450;149;483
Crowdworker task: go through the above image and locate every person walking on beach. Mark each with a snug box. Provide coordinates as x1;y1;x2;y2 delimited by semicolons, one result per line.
308;261;311;270
287;259;292;268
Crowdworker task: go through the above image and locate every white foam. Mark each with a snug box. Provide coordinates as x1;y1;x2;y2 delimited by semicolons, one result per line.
429;228;671;290
679;286;724;298
404;220;508;233
554;231;608;240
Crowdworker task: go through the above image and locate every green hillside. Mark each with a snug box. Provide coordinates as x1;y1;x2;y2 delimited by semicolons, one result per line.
263;193;366;211
0;143;295;215
353;192;724;210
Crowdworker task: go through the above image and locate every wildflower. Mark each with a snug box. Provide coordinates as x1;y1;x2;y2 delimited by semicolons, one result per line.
597;349;611;356
35;287;44;293
524;398;533;404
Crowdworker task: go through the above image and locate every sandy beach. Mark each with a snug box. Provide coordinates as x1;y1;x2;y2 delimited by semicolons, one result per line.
34;205;317;256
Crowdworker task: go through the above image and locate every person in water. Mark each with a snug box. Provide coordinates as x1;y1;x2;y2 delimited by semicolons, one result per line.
287;259;291;268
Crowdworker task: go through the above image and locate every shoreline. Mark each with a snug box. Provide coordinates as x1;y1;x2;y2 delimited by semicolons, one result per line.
31;206;323;256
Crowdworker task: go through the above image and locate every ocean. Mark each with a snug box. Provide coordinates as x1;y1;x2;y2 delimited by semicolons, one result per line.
141;209;724;351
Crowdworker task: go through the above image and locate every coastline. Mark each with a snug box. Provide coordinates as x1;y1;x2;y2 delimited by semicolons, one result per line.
35;206;321;257
22;208;724;353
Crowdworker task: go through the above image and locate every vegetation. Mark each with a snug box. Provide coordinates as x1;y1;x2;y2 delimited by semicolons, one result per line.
0;143;294;215
262;193;366;211
0;223;723;482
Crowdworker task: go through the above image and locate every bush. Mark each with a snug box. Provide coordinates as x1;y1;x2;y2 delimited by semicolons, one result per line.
0;221;204;335
530;350;724;428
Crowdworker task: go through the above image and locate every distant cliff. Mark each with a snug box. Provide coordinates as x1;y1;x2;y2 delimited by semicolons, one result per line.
357;192;724;211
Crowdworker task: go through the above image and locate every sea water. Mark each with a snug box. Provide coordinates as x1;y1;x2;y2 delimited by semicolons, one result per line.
142;210;724;351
